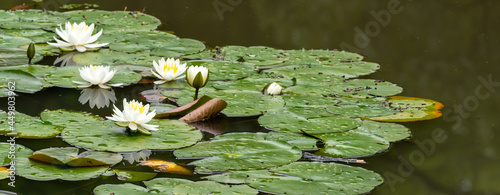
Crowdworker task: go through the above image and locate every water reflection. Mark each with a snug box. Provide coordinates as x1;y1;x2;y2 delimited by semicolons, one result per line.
78;87;117;109
121;149;152;164
53;52;78;67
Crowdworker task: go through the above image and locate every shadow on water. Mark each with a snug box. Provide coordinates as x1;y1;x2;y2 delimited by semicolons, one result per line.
1;0;499;194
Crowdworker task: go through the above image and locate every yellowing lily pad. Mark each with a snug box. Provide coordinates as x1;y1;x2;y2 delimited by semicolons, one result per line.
368;96;444;122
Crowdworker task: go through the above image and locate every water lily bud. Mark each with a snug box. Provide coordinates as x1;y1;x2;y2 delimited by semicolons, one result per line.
27;42;35;64
187;66;209;89
267;82;282;95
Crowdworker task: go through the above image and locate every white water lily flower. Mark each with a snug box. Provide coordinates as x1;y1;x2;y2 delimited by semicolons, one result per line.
107;99;159;133
48;21;108;52
73;65;123;89
151;58;187;84
186;65;209;89
78;88;117;109
267;82;282;95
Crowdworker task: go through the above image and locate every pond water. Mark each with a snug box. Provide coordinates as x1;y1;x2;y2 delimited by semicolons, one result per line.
0;0;499;194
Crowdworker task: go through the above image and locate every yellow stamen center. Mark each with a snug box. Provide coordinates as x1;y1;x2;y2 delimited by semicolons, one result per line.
129;102;146;114
163;62;178;74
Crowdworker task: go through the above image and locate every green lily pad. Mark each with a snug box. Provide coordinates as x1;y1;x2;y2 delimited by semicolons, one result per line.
15;147;109;181
0;143;32;166
0;70;43;93
0;48;42;66
220;45;289;65
212;74;294;91
150;38;206;57
48;110;201;152
2;29;54;43
213;132;268;141
29;147;122;166
66;10;161;31
245;162;383;195
0;88;10;98
213;132;317;150
315;131;389;157
143;178;193;194
205;170;272;184
264;58;379;80
0;10;19;22
285;78;402;98
0;34;33;49
71;49;157;66
265;131;318;150
167;90;285;117
93;183;149;195
43;65;142;88
0;111;63;139
107;31;178;53
172;181;258;195
0;65;54;78
258;110;362;134
186;60;255;81
0;10;71;29
19;43;61;56
174;139;302;173
279;49;346;66
355;120;410;142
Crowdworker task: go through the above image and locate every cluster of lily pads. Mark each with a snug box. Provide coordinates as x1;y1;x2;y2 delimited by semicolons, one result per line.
0;9;443;194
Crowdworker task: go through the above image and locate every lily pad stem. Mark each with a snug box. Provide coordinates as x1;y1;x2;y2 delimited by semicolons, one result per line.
194;88;199;100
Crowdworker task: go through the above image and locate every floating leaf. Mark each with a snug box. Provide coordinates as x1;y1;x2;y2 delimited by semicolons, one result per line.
140;159;192;175
0;34;33;49
211;74;294;91
0;111;63;139
0;10;70;29
368;96;444;122
18;43;60;56
0;143;32;165
0;70;43;93
0;167;10;180
220;45;289;65
172;181;258;195
315;131;389;157
245;162;383;194
107;31;178;53
2;29;54;43
66;10;161;31
43;65;141;88
186;60;255;81
15;147;109;181
155;95;213;118
355;120;410;142
258;110;362;134
178;98;227;122
29;147;123;166
205;170;271;184
93;183;150;195
167;90;285;117
150;38;206;57
71;49;157;66
213;132;268;141
44;110;202;152
174;139;302;173
144;178;193;194
265;131;318;150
